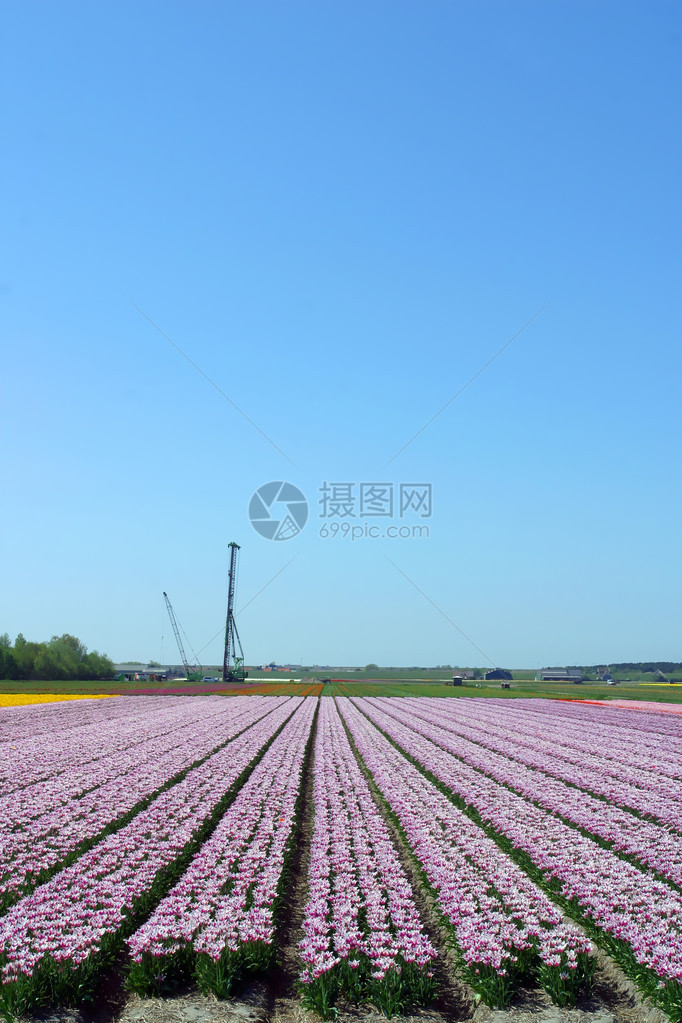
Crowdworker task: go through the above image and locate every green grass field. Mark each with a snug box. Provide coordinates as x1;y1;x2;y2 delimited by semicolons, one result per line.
1;674;682;702
319;678;682;701
0;678;215;695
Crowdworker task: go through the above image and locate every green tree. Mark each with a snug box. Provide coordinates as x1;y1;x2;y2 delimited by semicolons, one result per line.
13;634;41;679
0;647;20;680
6;632;114;681
85;651;114;678
32;634;85;680
33;645;65;680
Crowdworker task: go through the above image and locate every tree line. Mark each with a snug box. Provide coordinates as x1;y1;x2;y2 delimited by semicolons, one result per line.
0;633;114;681
568;662;682;674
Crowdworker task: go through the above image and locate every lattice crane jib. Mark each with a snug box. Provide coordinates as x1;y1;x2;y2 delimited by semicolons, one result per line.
163;591;189;677
223;542;247;682
162;591;203;680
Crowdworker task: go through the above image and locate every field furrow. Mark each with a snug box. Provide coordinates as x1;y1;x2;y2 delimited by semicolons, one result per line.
392;697;682;827
338;698;593;1009
0;697;299;1019
126;696;317;996
0;696;217;795
372;697;682;887
299;698;437;1018
0;696;282;908
2;692;681;1023
481;698;682;781
350;697;682;1019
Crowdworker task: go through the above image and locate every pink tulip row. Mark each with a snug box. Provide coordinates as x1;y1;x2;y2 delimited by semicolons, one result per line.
0;696;283;907
483;698;682;785
337;699;592;1007
0;697;299;1017
390;697;682;831
484;699;682;781
376;698;682;887
125;697;317;995
453;703;682;806
0;696;240;823
351;698;682;1005
0;694;157;745
539;698;682;752
0;695;210;796
299;699;438;1017
2;703;223;831
519;699;682;780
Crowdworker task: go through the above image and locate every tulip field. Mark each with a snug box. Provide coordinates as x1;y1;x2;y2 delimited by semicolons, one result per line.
1;694;681;1021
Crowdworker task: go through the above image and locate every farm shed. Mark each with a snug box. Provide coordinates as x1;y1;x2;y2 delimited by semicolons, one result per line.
537;669;583;682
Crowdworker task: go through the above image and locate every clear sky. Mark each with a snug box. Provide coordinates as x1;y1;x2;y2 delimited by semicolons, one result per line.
2;1;680;670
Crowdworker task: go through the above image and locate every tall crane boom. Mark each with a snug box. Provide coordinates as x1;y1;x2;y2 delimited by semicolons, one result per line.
163;591;202;681
223;542;247;682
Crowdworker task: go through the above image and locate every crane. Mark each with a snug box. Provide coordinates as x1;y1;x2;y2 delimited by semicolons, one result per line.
223;542;248;683
163;591;203;682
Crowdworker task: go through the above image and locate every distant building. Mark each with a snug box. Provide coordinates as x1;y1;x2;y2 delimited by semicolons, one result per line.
485;668;513;681
537;668;583;682
114;663;171;680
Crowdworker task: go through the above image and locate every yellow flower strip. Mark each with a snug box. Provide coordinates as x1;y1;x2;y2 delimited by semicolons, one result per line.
0;694;117;707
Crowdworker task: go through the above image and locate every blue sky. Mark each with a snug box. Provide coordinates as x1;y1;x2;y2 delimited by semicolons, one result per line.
2;1;680;669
